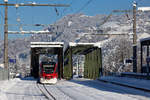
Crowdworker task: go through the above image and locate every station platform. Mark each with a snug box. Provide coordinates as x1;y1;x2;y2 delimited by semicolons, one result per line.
99;76;150;92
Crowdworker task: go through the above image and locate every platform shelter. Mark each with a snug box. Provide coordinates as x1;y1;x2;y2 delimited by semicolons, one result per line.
140;38;150;78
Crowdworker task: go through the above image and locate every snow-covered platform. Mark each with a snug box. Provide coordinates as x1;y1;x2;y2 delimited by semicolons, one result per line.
99;76;150;92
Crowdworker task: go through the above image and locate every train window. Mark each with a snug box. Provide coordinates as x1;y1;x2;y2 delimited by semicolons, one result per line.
43;65;54;68
43;64;55;74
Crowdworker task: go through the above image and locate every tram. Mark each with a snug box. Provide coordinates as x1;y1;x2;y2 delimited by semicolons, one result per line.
39;61;58;84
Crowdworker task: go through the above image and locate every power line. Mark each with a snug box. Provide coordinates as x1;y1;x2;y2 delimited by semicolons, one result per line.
0;10;4;19
0;3;70;7
59;0;73;17
136;0;149;6
137;0;144;4
49;0;73;36
0;10;4;26
75;0;93;13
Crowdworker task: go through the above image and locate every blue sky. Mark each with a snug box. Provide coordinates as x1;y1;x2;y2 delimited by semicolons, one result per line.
0;0;150;39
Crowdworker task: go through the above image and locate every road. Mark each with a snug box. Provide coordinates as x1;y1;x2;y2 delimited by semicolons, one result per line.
0;77;150;100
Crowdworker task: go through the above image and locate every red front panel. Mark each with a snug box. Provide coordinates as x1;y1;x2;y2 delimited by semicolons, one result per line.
40;63;58;79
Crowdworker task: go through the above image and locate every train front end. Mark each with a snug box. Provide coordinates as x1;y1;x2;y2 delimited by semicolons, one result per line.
40;62;58;84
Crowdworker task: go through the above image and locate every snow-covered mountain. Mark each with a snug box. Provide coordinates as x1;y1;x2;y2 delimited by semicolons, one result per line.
0;12;150;74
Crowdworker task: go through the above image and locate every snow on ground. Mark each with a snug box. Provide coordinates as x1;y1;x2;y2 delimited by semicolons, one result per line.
0;77;150;100
0;77;47;100
138;33;150;40
100;76;150;91
53;78;150;100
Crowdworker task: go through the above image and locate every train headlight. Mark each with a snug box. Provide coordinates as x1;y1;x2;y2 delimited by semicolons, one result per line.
40;78;44;81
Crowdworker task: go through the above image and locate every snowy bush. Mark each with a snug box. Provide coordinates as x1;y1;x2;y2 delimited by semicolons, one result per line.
102;36;133;75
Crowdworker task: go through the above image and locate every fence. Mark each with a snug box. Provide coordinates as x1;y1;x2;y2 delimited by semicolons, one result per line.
0;68;9;81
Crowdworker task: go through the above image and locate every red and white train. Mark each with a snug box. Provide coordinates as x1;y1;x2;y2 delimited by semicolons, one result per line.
39;61;58;84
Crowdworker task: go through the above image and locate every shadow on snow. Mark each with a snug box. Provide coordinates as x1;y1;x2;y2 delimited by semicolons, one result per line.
68;78;150;98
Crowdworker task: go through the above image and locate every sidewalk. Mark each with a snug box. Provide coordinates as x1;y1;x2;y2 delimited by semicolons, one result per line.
98;76;150;92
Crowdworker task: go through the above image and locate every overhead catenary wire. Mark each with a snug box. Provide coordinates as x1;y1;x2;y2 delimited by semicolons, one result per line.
0;10;4;26
2;1;70;34
137;0;145;5
0;10;4;19
51;0;77;42
49;0;73;41
61;0;73;17
75;0;93;13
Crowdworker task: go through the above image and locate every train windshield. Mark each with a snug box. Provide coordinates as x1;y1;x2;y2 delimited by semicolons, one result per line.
43;64;55;74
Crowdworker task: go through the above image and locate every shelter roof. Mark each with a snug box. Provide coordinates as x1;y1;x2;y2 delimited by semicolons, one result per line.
30;42;64;48
64;42;101;56
140;37;150;42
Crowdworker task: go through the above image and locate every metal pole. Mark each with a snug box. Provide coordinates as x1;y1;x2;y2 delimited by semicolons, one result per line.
141;43;143;73
69;47;73;78
4;1;9;76
147;45;149;78
77;56;79;77
133;1;137;73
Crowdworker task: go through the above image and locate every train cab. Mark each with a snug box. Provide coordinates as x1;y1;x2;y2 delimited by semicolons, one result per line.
39;61;58;84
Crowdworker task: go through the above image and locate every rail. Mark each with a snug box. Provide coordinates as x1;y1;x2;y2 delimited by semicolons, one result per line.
36;83;56;100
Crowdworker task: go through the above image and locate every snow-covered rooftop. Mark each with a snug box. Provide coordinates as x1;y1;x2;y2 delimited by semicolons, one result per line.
30;42;64;48
30;45;63;48
8;30;50;34
138;7;150;12
69;42;101;48
140;37;150;42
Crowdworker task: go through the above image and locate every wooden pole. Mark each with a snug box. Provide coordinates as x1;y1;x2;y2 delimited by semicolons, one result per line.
133;1;137;73
4;1;8;80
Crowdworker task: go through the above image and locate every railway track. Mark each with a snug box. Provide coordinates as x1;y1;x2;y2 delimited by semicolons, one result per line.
55;86;75;100
36;83;56;100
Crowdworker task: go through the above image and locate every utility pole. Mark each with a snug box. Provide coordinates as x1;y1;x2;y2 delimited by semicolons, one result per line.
4;0;8;70
110;2;137;73
133;1;137;73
